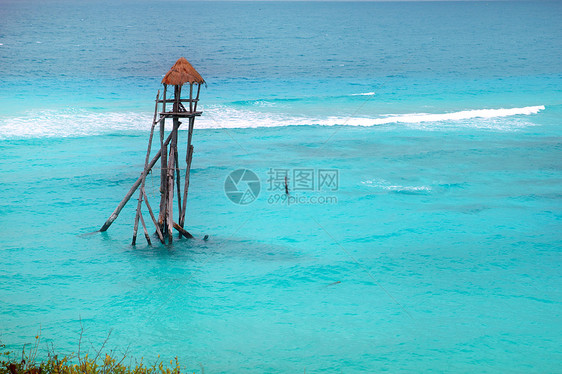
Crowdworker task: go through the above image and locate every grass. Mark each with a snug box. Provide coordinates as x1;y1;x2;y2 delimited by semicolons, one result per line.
1;329;194;374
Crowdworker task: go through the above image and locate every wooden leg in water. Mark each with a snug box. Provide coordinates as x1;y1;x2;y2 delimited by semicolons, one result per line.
166;146;175;241
173;222;194;239
174;149;182;223
158;119;168;231
133;92;161;245
158;86;168;234
166;121;179;242
99;131;174;232
179;145;193;227
132;198;139;244
139;212;151;246
141;188;164;244
179;117;195;227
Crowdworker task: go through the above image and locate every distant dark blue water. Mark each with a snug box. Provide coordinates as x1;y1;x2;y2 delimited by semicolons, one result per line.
1;1;561;372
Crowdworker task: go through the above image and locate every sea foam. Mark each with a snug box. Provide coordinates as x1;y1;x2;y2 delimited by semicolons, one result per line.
0;108;154;138
361;179;432;194
180;104;545;130
0;105;545;138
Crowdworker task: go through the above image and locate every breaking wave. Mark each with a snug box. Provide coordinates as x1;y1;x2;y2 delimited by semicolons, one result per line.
361;179;432;194
0;109;154;138
0;105;545;138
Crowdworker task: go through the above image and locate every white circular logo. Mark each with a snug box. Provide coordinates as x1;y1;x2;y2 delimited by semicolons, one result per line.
224;169;261;205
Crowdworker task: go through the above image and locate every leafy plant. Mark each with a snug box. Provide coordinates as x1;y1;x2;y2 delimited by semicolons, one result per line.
1;329;192;374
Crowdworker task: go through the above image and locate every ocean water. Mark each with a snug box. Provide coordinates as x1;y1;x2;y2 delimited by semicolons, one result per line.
1;1;561;372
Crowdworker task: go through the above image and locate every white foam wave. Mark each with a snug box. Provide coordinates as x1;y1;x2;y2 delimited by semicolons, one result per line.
0;105;545;138
362;179;432;193
351;92;376;96
200;105;544;129
365;105;545;126
0;108;154;138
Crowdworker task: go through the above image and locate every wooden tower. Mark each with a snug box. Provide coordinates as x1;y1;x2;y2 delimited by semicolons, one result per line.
99;57;205;244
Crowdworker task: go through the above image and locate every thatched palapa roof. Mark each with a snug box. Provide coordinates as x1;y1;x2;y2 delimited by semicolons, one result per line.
161;57;205;86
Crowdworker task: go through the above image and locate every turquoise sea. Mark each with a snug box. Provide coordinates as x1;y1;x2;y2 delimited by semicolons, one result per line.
1;1;561;372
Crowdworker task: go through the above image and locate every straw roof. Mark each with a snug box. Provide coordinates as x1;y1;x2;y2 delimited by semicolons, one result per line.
161;57;205;86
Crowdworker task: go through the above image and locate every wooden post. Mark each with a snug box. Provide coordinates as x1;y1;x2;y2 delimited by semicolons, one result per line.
173;222;194;239
132;91;160;245
189;84;193;113
173;85;181;112
165;120;179;241
166;145;175;240
194;84;201;112
174;147;182;221
179;116;195;227
142;188;164;244
161;84;167;113
139;212;151;245
158;85;168;231
100;131;174;232
173;88;183;218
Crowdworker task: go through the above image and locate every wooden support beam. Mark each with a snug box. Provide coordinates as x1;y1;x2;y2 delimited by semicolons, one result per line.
132;91;160;245
158;112;202;118
189;84;193;112
158;86;168;229
165;121;179;241
179;116;195;227
141;188;164;244
161;84;167;113
179;144;193;227
194;84;201;112
166;146;175;240
99;131;173;232
172;86;177;112
173;222;194;239
174;146;182;221
157;99;198;104
139;212;151;246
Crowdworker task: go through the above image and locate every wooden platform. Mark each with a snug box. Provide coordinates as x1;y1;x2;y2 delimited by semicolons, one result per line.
159;111;202;118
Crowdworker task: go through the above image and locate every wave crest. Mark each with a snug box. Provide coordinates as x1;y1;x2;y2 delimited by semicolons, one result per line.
362;179;432;194
0;105;545;138
199;105;544;129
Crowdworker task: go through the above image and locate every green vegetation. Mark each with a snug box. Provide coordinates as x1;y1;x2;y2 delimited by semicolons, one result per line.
1;333;191;374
